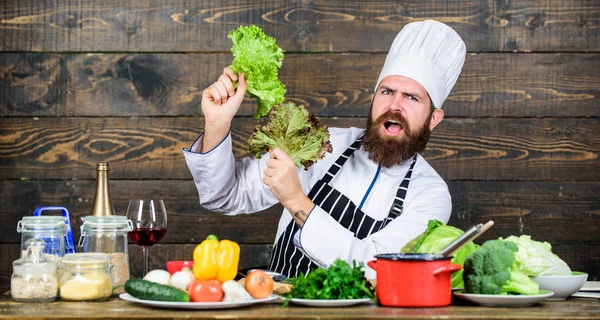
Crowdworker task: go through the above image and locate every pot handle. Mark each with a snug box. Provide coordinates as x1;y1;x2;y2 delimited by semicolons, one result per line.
367;260;377;271
433;263;462;276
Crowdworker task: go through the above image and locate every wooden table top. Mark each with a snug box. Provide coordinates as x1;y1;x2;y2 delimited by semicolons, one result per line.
0;295;599;320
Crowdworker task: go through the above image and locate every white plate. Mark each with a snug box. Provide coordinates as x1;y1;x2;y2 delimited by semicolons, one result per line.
119;293;279;309
453;290;554;307
580;281;600;292
571;292;600;299
287;297;373;307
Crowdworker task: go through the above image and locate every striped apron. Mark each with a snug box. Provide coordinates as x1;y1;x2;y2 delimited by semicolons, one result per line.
268;137;418;278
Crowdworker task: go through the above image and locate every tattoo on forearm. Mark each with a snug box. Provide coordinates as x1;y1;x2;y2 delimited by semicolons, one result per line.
294;210;308;222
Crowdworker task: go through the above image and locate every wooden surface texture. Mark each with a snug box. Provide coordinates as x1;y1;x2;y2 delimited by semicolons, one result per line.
1;0;598;52
0;117;598;180
1;53;598;118
0;295;599;320
1;180;599;243
0;0;598;295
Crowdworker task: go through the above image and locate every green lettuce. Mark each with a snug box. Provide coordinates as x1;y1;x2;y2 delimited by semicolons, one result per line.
248;102;333;170
228;25;286;118
401;219;479;289
504;235;571;276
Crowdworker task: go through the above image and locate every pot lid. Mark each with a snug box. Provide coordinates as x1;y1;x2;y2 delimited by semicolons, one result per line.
374;253;452;261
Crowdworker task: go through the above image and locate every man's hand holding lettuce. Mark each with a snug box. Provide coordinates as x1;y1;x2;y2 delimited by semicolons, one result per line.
400;220;479;289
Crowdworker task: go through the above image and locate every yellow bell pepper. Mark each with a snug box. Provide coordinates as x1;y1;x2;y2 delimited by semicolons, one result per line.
193;234;240;283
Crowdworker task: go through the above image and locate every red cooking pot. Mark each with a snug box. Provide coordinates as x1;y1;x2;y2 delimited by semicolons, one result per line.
368;253;461;307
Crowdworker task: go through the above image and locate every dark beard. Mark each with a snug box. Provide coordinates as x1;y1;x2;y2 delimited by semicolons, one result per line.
362;109;432;168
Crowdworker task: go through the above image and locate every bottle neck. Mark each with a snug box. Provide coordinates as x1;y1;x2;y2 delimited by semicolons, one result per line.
91;166;115;217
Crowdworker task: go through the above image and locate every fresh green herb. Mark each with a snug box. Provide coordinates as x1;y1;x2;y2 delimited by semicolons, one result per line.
248;101;332;170
283;259;374;306
228;24;286;118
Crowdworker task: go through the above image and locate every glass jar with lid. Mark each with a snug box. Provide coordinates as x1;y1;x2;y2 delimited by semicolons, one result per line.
11;239;59;302
17;216;66;261
78;215;132;290
58;253;113;301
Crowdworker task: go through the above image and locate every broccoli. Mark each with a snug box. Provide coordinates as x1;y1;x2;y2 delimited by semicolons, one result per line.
463;239;540;295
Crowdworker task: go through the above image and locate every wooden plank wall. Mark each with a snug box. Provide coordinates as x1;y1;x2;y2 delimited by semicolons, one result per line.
0;0;598;291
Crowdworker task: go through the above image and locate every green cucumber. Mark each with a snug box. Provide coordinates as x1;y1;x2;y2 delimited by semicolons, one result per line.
125;279;190;302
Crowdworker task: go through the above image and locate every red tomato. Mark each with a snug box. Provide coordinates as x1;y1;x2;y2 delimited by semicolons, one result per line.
245;270;274;299
187;279;223;302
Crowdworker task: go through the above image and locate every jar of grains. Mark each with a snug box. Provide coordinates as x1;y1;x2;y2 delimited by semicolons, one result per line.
11;239;59;302
59;253;113;301
78;215;132;293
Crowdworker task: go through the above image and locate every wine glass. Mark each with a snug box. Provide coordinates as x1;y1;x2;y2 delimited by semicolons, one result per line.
126;199;167;276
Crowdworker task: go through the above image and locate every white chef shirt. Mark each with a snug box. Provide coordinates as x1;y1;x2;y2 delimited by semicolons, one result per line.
183;127;451;279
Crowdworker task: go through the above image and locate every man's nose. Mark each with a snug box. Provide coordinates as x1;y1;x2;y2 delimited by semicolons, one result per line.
388;95;405;112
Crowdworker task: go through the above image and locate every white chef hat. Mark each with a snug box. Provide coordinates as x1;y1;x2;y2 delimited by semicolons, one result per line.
375;20;466;109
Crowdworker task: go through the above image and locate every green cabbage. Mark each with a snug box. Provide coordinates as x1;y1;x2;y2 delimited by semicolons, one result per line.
248;102;332;170
504;235;571;276
228;25;286;118
401;220;479;289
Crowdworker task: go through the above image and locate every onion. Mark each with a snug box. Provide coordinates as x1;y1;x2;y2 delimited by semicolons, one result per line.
143;269;171;286
170;267;195;291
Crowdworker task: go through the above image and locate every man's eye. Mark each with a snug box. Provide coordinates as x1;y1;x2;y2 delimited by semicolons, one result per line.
408;95;419;102
381;89;392;95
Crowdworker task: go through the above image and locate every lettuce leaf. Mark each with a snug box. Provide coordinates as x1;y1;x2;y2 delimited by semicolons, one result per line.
228;25;286;118
400;219;443;253
248;102;333;170
504;235;571;276
401;219;479;289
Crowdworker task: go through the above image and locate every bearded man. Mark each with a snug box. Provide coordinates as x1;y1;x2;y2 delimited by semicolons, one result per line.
184;20;466;279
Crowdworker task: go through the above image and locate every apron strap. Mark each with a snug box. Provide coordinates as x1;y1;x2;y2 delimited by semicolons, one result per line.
321;137;363;184
388;154;418;219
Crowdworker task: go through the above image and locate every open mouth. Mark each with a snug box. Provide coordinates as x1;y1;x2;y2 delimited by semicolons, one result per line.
383;120;404;135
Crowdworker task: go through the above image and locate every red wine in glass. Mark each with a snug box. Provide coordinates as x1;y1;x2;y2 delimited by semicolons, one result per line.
126;199;167;276
127;228;166;247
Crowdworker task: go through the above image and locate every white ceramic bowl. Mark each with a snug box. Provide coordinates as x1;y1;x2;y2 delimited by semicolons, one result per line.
532;271;588;300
